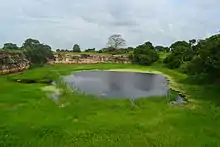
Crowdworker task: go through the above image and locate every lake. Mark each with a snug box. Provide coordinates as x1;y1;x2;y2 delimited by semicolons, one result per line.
63;71;169;99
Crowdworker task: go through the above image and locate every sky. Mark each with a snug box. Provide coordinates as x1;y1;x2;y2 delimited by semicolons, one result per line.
0;0;220;50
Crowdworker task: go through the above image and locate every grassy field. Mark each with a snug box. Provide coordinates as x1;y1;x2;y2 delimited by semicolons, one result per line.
0;64;220;146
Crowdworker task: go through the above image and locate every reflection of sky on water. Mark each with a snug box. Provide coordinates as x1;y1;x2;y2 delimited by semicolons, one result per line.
63;71;169;99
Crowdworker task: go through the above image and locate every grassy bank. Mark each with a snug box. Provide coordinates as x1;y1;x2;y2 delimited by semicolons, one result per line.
0;64;220;146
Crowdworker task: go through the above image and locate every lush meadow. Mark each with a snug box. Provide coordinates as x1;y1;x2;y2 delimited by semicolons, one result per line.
0;63;220;146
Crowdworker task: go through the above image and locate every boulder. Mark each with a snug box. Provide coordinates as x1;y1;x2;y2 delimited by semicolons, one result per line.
0;51;30;74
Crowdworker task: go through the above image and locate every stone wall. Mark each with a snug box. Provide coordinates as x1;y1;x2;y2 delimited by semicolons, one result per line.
0;51;30;74
50;53;131;64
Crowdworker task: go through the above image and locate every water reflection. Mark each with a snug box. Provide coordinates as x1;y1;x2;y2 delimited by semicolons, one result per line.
63;71;169;99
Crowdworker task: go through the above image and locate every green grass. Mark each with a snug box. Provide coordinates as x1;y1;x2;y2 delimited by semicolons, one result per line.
1;64;220;146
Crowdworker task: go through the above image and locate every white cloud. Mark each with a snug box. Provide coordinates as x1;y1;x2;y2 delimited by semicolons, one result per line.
0;0;220;50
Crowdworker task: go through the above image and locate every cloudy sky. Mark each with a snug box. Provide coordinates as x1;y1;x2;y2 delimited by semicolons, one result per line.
0;0;219;50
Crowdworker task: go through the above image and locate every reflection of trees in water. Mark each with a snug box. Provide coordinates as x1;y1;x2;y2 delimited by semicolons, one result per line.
109;82;120;91
107;72;122;91
134;73;154;91
107;72;156;92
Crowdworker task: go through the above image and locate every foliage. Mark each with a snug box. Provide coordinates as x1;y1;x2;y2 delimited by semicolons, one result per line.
22;38;54;65
85;48;95;52
56;49;61;52
73;44;81;52
97;50;103;53
186;34;220;80
98;47;133;55
56;49;74;53
22;38;40;50
107;34;126;49
189;39;197;46
164;41;193;69
2;43;19;50
162;33;220;82
132;42;159;65
155;46;170;52
164;53;182;69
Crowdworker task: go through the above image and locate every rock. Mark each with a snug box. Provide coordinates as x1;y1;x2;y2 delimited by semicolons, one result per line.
0;51;30;75
50;53;131;64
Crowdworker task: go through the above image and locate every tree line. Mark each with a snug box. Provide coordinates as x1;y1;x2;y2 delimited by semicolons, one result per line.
1;33;220;82
102;34;220;82
0;39;54;65
164;34;220;81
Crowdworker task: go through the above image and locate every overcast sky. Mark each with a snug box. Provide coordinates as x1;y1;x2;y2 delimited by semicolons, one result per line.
0;0;219;50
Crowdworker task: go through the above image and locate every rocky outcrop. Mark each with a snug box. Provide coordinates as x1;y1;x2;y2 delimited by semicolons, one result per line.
50;53;131;64
0;51;30;74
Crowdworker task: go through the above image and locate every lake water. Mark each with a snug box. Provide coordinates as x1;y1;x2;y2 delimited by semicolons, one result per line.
63;71;169;99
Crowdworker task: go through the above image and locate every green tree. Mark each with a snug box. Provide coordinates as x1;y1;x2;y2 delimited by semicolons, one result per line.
155;46;170;52
127;47;134;54
22;38;40;50
22;39;54;65
164;53;182;69
189;39;196;46
2;43;19;50
186;34;220;80
132;41;159;65
73;44;81;52
97;50;103;53
85;48;95;52
189;39;197;54
170;41;190;53
164;41;192;69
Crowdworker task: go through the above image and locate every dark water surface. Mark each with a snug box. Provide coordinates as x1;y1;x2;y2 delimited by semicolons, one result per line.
63;71;169;99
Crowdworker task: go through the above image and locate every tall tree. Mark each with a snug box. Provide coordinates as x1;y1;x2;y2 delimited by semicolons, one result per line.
2;43;19;50
186;34;220;80
22;38;53;64
132;41;159;65
22;38;40;50
170;41;190;53
107;34;126;49
73;44;81;52
164;41;192;69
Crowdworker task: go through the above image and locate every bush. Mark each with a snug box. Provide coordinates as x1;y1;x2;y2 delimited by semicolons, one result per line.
185;34;220;80
164;41;194;69
132;42;159;66
164;54;182;69
22;39;54;65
